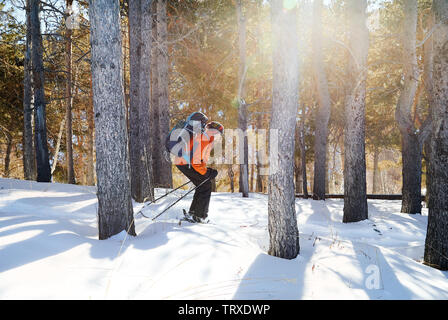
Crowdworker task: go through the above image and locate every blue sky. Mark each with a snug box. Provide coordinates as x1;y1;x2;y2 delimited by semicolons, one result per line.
3;0;25;22
3;0;390;31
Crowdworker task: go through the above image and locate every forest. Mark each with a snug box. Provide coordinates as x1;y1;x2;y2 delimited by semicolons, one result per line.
0;0;447;300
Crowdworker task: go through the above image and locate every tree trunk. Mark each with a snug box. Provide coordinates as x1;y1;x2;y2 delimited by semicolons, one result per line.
325;144;330;193
4;130;12;177
138;0;155;201
424;0;448;270
89;0;136;239
123;22;130;126
250;163;255;192
256;165;263;192
423;137;431;207
396;0;424;214
255;8;264;195
372;146;380;194
330;141;338;193
422;11;434;208
294;154;303;194
156;0;173;188
256;113;263;193
65;0;75;184
299;105;308;199
30;0;51;183
228;165;235;193
128;0;142;200
51;118;65;174
343;0;369;223
129;0;155;203
312;0;331;201
236;0;249;198
301;141;308;199
294;121;303;194
23;0;36;181
401;133;423;213
86;75;95;186
151;0;161;186
268;0;300;259
422;8;435;209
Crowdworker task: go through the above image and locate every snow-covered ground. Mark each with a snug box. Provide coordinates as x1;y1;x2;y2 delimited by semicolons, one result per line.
0;178;447;299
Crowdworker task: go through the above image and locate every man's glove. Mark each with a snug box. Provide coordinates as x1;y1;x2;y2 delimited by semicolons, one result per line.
206;168;218;180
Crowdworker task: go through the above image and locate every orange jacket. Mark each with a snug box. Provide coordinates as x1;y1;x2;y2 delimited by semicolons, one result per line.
174;130;215;175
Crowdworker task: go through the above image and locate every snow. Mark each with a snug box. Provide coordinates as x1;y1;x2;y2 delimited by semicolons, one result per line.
0;177;447;300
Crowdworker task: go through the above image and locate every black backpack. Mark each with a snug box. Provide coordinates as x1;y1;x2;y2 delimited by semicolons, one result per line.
165;113;207;164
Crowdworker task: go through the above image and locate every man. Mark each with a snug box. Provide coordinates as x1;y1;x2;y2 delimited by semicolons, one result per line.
174;112;224;223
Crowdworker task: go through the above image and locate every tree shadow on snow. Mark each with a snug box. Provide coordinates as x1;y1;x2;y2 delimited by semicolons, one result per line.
0;210;97;273
0;194;241;275
231;253;308;299
350;241;448;299
231;233;448;299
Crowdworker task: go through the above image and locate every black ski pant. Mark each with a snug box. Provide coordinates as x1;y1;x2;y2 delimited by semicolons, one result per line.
176;165;212;218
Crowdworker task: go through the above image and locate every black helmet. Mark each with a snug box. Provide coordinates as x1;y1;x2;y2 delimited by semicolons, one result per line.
187;111;208;127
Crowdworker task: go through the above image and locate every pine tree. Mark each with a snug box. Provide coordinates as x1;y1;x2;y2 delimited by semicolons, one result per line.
424;0;448;271
395;0;431;214
23;0;36;180
30;0;51;182
156;0;173;189
236;0;249;198
89;0;136;239
342;0;369;223
65;0;76;184
312;0;331;201
268;0;300;260
129;0;155;203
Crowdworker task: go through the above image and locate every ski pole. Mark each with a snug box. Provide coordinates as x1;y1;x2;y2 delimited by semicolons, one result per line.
135;180;192;218
149;180;192;203
151;177;211;221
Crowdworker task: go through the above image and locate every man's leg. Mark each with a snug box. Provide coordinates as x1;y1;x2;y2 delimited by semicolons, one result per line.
191;179;211;218
176;165;212;218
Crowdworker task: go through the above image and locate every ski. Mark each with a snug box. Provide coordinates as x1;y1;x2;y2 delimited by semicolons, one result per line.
178;209;210;225
178;217;195;225
151;177;211;221
135;180;193;218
